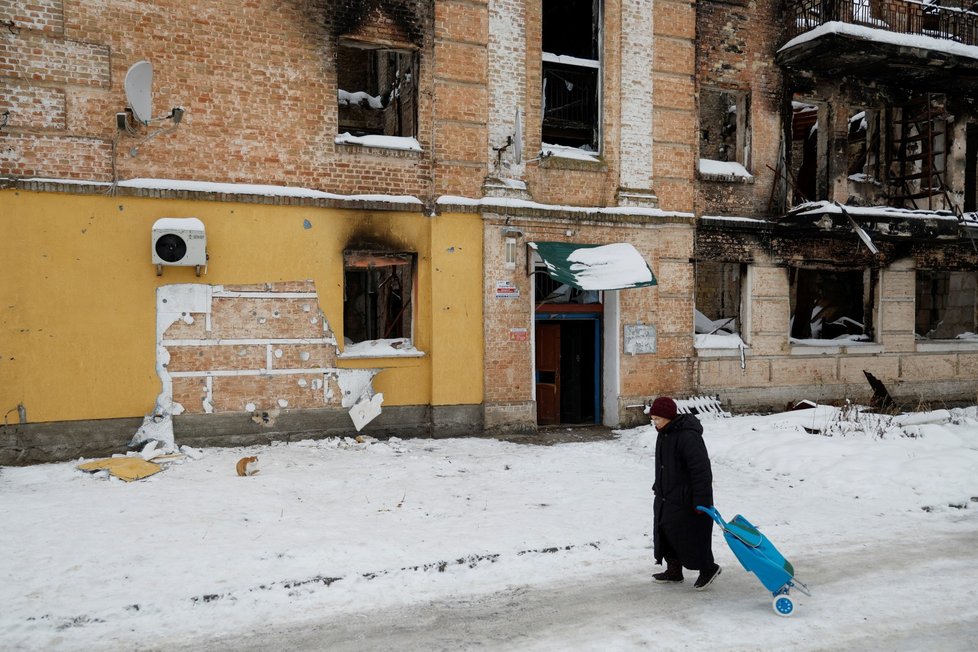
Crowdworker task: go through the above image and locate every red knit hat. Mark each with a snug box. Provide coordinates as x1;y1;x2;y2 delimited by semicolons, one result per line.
649;397;678;420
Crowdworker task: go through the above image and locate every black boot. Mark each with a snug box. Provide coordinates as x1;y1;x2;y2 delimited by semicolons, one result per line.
653;558;684;583
693;563;721;590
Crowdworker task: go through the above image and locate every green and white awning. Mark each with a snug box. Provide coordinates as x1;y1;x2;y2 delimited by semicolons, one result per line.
528;241;657;290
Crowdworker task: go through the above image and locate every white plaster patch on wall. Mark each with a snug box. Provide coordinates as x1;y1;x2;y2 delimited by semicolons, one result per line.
336;369;382;409
277;399;288;408
203;375;214;414
131;283;212;449
619;0;656;190
335;369;384;431
488;0;527;178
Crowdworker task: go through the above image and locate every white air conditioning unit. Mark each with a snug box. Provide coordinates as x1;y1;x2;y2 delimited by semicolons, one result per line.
152;217;207;276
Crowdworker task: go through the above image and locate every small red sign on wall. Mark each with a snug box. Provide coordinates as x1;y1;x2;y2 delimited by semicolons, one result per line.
509;327;528;341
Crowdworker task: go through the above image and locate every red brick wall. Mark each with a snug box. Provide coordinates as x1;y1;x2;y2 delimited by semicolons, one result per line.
0;0;490;199
163;281;343;416
695;0;784;218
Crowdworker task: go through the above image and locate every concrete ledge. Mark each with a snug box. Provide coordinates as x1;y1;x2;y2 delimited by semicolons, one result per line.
483;401;536;436
1;405;485;466
708;378;978;414
0;417;143;466
916;341;978;353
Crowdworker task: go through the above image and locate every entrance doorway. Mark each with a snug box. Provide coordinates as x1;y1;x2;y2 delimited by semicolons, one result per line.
535;311;602;425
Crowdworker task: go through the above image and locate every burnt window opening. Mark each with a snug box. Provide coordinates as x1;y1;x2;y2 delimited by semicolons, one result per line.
542;0;601;152
847;109;881;180
535;269;602;306
700;90;751;171
887;95;950;211
966;124;978;213
846;108;886;205
789;268;876;343
337;43;418;139
915;270;978;340
694;261;746;344
789;99;822;205
343;251;415;346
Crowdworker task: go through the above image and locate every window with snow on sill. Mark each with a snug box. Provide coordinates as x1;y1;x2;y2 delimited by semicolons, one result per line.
335;132;422;152
541;142;600;162
790;334;874;347
695;332;747;349
340;338;424;359
698;159;753;179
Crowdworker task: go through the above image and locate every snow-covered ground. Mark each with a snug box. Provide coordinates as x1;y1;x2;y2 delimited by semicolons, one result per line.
2;404;977;651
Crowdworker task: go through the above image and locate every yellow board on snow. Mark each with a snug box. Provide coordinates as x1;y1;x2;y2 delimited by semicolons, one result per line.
76;457;163;482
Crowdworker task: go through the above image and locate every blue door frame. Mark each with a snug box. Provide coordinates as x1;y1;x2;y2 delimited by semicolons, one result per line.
535;312;602;424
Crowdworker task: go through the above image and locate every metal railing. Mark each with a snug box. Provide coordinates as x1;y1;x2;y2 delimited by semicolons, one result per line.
784;0;978;46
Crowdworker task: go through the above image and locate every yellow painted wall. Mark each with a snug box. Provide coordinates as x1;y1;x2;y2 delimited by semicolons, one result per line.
0;190;483;423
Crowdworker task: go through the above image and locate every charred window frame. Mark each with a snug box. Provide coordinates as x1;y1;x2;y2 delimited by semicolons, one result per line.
700;89;751;170
914;270;978;340
694;261;747;341
788;98;826;205
847;109;882;181
541;0;602;152
337;41;418;139
343;251;415;345
887;96;950;210
789;267;877;343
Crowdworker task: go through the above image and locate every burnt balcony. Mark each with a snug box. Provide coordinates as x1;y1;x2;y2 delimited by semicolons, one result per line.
779;0;978;93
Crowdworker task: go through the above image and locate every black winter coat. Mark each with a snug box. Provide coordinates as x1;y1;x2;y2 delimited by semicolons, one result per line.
652;413;715;570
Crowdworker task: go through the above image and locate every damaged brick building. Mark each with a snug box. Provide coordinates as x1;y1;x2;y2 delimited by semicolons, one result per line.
1;0;700;462
2;0;976;463
694;0;978;409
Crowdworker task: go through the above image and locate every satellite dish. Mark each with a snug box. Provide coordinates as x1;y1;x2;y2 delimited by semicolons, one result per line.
513;108;523;165
125;61;154;125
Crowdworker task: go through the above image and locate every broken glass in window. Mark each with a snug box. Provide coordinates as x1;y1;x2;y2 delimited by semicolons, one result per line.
541;0;601;152
789;268;875;343
337;44;418;138
343;251;415;345
915;270;978;340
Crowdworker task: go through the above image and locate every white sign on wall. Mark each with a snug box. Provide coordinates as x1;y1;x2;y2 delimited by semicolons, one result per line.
624;324;657;355
494;280;520;299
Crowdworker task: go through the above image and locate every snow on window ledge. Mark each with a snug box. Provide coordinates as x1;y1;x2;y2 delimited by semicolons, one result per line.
698;159;754;183
338;338;426;360
694;333;747;351
335;133;423;153
541;143;602;164
790;337;882;355
916;337;978;353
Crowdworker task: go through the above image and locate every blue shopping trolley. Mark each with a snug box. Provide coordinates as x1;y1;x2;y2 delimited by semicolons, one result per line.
697;506;811;616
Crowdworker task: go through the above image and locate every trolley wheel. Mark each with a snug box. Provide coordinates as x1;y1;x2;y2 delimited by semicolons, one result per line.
772;593;795;617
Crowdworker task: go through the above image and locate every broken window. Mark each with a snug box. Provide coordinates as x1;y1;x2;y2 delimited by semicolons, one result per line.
343;251;415;346
337;42;418;138
700;89;751;172
887;94;950;211
788;99;821;205
541;0;601;152
847;108;885;204
694;261;746;346
534;269;601;306
915;270;978;340
789;268;876;343
966;124;978;213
